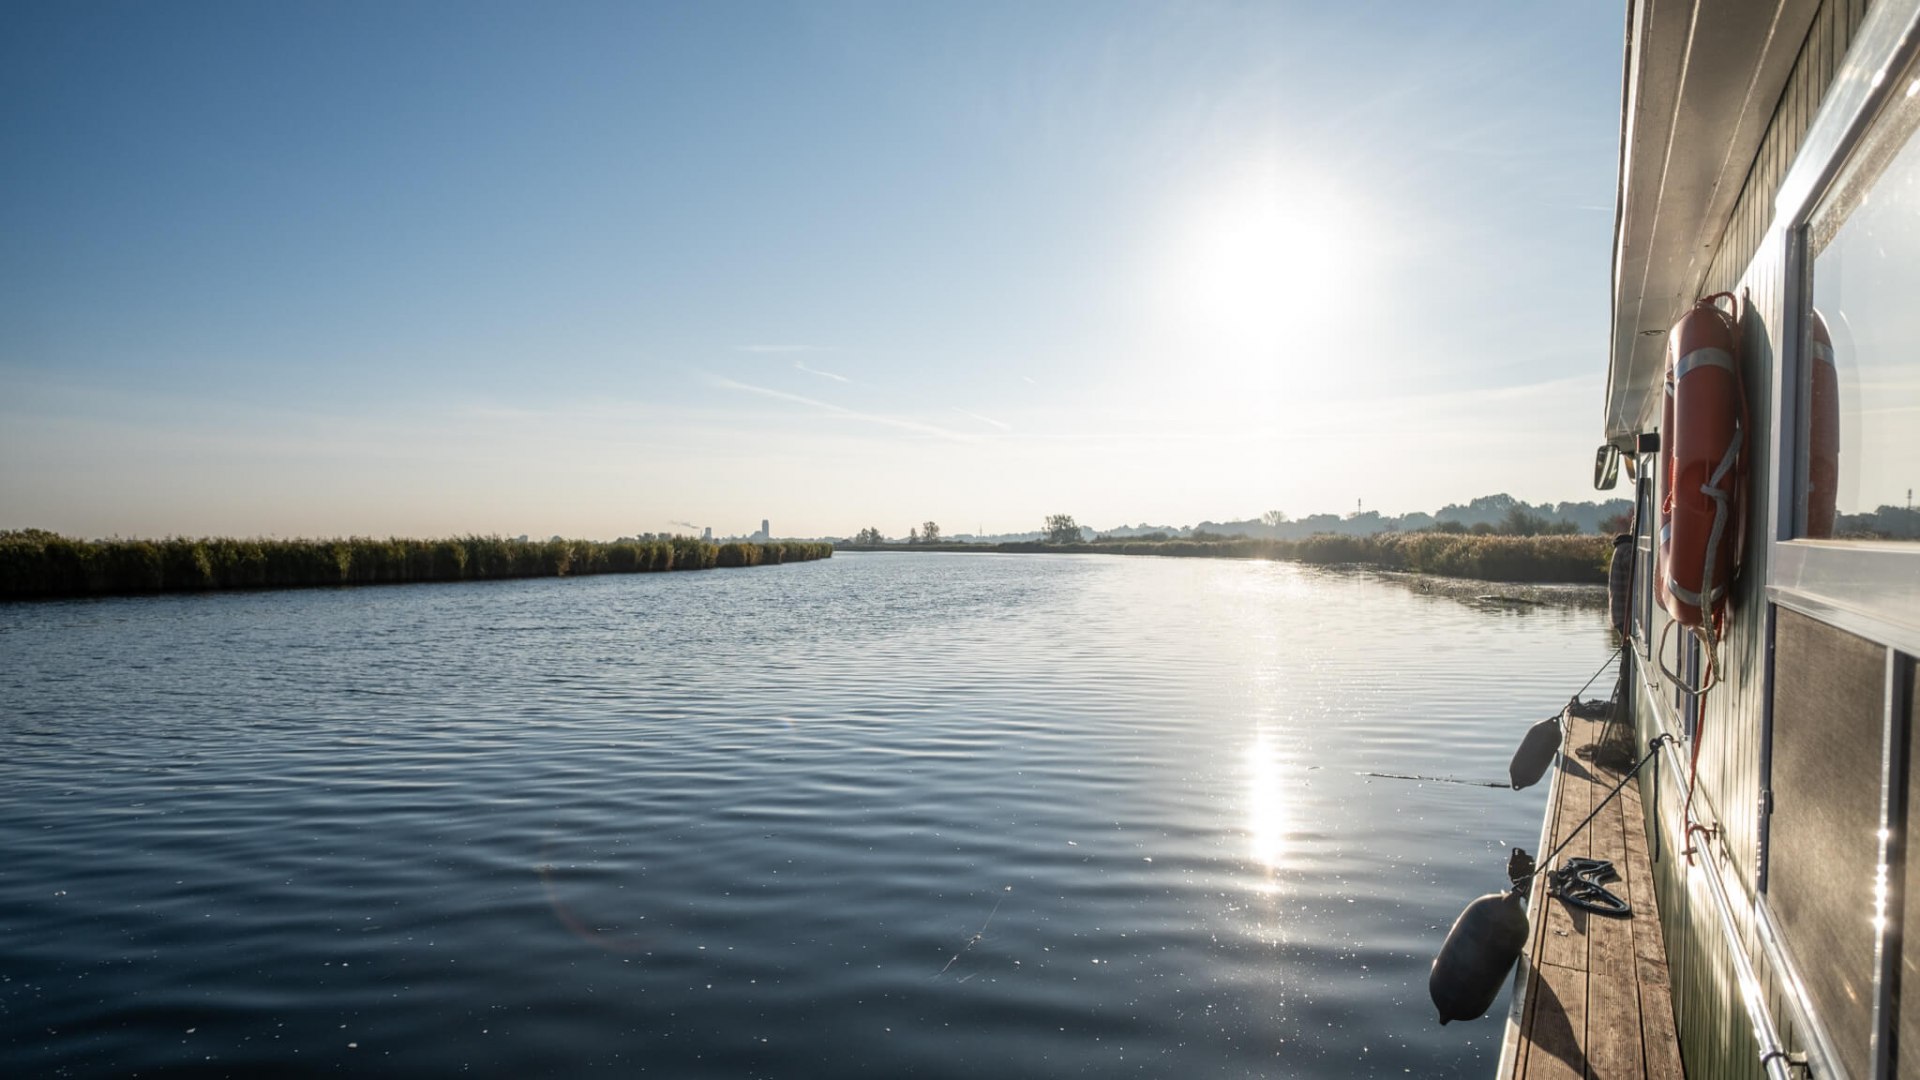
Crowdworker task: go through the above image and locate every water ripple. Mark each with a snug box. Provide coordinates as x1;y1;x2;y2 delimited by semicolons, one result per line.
0;553;1606;1077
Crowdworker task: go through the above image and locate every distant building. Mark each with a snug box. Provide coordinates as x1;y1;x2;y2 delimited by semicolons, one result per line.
702;526;712;541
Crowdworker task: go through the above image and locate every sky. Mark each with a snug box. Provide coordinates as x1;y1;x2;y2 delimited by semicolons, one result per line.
1;1;1626;540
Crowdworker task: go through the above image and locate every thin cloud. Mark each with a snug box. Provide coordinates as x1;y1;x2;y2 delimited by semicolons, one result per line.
794;360;849;383
735;344;837;354
953;408;1010;430
711;377;973;442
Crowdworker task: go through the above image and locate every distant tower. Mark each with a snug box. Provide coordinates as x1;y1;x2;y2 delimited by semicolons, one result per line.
761;518;771;539
702;526;712;541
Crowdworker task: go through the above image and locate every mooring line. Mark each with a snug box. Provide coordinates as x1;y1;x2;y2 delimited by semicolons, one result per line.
1360;771;1509;788
937;888;1010;977
1570;643;1626;703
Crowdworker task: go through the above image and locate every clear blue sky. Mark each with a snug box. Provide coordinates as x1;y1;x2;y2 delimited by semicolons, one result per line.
1;1;1624;539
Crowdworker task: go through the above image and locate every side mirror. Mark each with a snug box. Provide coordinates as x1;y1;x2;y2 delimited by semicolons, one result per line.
1594;444;1621;490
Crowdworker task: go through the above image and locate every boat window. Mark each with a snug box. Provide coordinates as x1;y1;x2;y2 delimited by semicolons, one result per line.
1634;474;1655;655
1766;606;1888;1079
1802;60;1920;542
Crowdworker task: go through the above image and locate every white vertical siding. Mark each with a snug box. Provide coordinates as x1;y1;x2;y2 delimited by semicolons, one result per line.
1628;2;1868;1077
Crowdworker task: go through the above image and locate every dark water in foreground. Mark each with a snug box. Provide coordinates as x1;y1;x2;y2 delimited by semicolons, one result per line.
0;552;1604;1077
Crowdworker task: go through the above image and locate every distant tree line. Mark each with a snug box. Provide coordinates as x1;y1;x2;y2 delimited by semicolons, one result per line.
1834;504;1920;540
1010;532;1608;583
843;493;1634;547
1147;493;1634;541
837;531;1607;583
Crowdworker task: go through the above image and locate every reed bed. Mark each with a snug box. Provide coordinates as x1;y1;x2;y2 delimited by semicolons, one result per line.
0;531;833;600
840;532;1610;584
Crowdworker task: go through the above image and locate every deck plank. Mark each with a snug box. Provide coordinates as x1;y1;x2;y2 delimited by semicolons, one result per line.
1512;757;1559;1076
1509;712;1681;1080
1583;741;1642;1079
1619;768;1684;1080
1515;756;1563;1080
1539;722;1593;972
1524;958;1592;1080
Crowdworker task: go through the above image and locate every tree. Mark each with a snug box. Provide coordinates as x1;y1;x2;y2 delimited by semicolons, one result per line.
908;526;920;544
921;521;941;543
853;526;884;545
1499;505;1551;536
1044;514;1080;544
1262;510;1289;527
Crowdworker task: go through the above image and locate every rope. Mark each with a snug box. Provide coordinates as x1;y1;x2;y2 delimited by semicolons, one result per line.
1651;736;1662;864
1360;772;1508;788
1513;735;1675;891
1644;623;1719;864
1547;857;1632;917
1692;410;1741;693
1655;618;1718;696
1596;667;1628;749
1682;684;1711;862
1569;644;1625;706
1673;290;1743;862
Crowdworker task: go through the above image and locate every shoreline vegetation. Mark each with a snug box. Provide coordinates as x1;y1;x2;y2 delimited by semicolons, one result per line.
836;532;1612;585
0;531;833;601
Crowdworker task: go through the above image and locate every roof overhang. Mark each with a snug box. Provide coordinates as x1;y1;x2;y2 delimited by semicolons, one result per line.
1605;0;1822;444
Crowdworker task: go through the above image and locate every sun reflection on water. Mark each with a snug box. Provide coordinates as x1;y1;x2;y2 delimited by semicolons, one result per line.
1245;728;1291;886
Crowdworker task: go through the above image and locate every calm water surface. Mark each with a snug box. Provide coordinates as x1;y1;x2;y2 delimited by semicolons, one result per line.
0;552;1608;1077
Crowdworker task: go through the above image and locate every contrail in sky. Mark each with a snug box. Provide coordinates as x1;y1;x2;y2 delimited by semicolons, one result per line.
711;377;973;442
952;408;1010;430
794;360;849;383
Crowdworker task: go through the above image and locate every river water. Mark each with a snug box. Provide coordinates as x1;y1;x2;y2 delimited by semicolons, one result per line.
0;552;1607;1077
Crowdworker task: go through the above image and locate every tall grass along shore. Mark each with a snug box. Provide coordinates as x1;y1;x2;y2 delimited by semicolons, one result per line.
839;532;1610;584
0;531;833;600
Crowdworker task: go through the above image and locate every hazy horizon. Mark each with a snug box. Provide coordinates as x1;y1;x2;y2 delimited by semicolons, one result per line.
3;2;1625;540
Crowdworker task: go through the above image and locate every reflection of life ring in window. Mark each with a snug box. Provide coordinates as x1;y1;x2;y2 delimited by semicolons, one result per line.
1656;294;1748;630
1806;309;1840;538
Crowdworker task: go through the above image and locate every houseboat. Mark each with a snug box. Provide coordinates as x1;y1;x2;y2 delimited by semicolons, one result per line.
1501;1;1920;1077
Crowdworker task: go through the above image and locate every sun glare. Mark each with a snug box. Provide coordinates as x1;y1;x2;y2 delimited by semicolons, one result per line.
1155;166;1373;400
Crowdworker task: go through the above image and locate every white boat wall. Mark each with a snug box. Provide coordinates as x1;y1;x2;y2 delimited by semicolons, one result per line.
1605;1;1920;1077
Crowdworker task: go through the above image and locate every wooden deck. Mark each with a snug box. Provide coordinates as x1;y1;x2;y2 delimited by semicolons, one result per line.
1500;711;1685;1080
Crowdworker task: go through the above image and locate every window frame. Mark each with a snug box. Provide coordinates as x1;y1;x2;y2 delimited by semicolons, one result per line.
1769;7;1920;658
1758;9;1920;1072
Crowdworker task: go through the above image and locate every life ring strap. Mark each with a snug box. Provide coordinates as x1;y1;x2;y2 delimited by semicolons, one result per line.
1675;347;1736;378
1664;579;1728;608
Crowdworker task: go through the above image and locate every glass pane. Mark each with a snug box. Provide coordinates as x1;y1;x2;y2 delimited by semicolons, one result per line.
1806;128;1920;541
1769;607;1888;1079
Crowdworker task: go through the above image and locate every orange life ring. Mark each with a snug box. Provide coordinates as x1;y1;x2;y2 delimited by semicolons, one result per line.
1805;309;1840;538
1657;294;1748;630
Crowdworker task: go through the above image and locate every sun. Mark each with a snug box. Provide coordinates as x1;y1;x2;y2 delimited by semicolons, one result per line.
1156;165;1372;393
